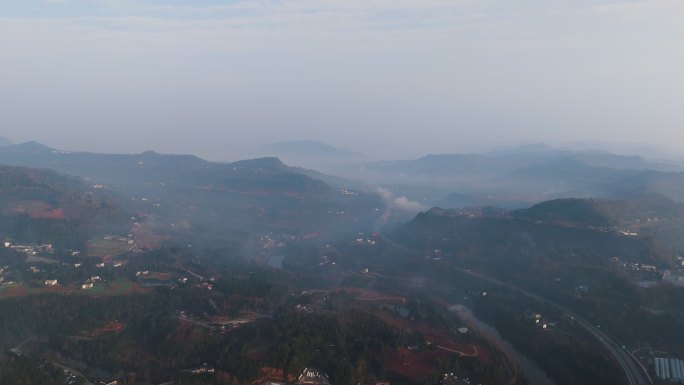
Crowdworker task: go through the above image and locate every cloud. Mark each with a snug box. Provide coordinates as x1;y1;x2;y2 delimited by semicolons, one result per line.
0;0;490;57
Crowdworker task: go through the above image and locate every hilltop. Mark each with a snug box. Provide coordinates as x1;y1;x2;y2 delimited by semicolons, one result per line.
259;140;361;157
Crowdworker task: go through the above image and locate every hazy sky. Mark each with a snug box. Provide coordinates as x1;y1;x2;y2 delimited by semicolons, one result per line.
1;0;683;160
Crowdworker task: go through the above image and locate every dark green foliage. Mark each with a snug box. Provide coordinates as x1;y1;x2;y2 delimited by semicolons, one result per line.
0;355;67;385
473;293;624;385
515;198;614;227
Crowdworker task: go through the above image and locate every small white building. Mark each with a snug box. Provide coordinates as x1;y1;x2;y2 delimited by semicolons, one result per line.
296;367;331;385
82;282;94;290
45;279;58;286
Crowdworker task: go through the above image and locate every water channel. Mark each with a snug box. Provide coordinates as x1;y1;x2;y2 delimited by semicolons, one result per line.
450;304;555;385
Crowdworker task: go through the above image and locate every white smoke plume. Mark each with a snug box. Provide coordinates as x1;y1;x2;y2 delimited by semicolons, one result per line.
376;187;425;213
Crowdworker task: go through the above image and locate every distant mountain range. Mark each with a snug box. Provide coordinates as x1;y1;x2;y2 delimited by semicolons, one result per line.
0;141;684;223
0;140;54;153
0;142;382;236
341;144;684;209
256;140;371;174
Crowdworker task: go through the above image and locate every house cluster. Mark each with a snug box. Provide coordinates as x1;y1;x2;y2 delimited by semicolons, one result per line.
184;363;216;375
0;266;16;286
354;233;377;246
663;270;684;286
208;315;254;331
294;304;314;314
611;257;660;274
103;234;135;245
675;256;684;269
526;311;556;330
441;372;476;385
617;230;639;237
259;233;295;250
263;367;386;385
82;275;102;290
3;241;54;256
96;261;126;269
319;255;336;267
65;372;81;385
296;368;332;385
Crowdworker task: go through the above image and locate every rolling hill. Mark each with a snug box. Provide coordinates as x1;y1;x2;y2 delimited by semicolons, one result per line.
0;144;382;237
0;165;128;248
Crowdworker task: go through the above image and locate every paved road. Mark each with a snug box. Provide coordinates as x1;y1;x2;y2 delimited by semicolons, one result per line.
372;209;652;385
53;363;94;385
10;337;94;385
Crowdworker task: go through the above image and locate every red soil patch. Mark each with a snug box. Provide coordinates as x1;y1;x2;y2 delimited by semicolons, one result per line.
419;328;492;365
30;207;65;219
371;299;492;366
386;348;436;381
339;287;406;304
7;200;67;219
90;321;126;337
140;272;174;281
246;367;296;385
386;342;491;382
108;281;150;296
2;285;29;298
44;284;75;295
423;332;478;357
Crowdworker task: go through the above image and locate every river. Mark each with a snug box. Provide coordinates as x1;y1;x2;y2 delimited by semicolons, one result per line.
450;304;555;385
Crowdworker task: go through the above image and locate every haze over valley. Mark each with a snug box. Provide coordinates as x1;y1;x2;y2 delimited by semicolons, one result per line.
0;136;683;384
2;1;684;385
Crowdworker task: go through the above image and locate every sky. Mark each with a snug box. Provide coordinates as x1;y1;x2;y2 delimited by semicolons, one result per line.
1;0;683;161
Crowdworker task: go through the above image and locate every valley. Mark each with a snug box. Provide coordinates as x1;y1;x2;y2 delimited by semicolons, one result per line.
1;143;684;385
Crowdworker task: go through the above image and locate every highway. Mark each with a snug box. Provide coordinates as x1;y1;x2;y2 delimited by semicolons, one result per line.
452;267;652;385
372;207;653;385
